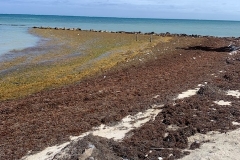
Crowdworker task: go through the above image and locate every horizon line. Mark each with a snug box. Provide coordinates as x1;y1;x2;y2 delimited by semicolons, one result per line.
1;13;240;22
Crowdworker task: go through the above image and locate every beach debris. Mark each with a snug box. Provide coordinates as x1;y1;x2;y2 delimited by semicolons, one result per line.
22;106;162;160
228;42;240;51
78;144;95;160
153;95;160;99
197;84;223;96
52;135;122;160
145;150;152;158
228;42;240;55
189;141;200;150
166;124;181;131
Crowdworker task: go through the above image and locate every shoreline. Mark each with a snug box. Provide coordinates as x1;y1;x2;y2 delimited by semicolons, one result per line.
0;23;238;59
0;28;170;101
0;29;240;159
32;26;240;38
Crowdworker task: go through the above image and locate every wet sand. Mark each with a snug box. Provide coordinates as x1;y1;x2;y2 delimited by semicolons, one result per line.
0;29;240;159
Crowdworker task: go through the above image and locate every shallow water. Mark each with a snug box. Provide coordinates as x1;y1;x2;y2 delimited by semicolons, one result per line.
1;14;240;57
0;25;39;56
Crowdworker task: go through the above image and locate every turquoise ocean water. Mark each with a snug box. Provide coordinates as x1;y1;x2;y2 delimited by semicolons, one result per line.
1;14;240;57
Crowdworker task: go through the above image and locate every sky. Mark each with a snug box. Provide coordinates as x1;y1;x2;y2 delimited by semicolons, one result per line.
1;0;240;20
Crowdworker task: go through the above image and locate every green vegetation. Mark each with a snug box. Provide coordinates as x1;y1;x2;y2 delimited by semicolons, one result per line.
0;29;171;101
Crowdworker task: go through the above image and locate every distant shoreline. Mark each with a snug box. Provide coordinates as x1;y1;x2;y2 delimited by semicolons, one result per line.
32;26;239;38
